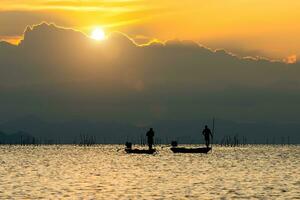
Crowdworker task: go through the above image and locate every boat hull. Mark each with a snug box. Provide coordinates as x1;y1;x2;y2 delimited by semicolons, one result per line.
125;148;156;154
170;147;211;154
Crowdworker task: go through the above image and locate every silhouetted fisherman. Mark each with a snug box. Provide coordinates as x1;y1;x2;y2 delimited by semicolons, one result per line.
146;128;155;150
202;125;213;148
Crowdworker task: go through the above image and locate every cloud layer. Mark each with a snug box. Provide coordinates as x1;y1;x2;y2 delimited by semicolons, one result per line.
0;23;300;126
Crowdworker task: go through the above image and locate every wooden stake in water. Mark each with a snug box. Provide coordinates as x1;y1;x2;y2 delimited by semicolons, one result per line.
212;117;215;151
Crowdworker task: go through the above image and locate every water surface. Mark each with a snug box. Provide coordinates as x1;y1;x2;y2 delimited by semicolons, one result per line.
0;145;299;199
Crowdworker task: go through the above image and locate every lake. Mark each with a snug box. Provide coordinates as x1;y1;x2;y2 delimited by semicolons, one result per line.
0;145;299;199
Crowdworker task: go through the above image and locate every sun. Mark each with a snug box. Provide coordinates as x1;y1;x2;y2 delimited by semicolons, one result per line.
91;28;106;41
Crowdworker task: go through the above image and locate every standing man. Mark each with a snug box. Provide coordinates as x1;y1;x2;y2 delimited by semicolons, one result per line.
146;128;155;150
202;125;213;148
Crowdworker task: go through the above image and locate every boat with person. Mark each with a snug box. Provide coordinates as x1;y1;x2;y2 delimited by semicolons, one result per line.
170;123;214;154
124;128;157;154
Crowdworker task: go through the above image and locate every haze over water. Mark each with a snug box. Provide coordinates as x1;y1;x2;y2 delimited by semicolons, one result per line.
0;145;299;199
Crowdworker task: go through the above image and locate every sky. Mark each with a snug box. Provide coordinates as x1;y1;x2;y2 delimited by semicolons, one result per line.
1;8;300;141
1;0;300;61
0;23;300;142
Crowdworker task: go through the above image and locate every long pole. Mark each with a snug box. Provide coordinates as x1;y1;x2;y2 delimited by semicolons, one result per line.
212;117;215;151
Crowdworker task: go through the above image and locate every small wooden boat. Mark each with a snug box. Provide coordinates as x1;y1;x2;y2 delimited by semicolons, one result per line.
170;147;211;154
124;142;156;154
125;148;156;154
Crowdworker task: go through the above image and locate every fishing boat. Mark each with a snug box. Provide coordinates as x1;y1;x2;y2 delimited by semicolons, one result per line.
170;141;212;154
124;142;156;154
170;147;211;154
125;148;156;154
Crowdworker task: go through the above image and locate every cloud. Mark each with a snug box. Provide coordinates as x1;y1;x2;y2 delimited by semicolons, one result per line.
0;23;300;125
0;35;22;45
284;54;297;64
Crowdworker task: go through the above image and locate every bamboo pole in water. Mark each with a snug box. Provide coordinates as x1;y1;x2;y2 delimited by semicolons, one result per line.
212;117;215;152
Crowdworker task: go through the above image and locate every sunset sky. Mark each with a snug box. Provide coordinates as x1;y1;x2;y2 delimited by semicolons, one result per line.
1;1;300;142
1;0;299;61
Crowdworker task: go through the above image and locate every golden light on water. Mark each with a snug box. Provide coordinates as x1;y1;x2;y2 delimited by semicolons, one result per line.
91;28;106;41
0;145;299;198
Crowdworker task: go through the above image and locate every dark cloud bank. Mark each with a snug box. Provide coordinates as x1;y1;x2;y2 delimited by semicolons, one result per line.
0;23;299;143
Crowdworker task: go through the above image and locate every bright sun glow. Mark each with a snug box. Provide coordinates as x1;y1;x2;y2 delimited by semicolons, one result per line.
91;28;106;41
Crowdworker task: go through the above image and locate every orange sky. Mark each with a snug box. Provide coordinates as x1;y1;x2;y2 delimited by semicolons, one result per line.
1;0;300;61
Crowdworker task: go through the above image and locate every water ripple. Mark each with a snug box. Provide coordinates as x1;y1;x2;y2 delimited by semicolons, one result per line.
0;145;299;199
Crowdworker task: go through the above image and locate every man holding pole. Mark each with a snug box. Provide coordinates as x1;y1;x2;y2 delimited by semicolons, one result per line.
146;128;155;150
202;125;213;148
